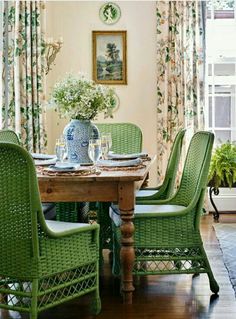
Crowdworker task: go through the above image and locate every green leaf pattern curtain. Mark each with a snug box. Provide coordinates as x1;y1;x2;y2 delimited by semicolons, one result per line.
1;1;46;152
156;1;205;181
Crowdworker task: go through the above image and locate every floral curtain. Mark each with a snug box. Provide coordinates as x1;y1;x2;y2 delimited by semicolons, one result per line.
0;2;3;115
1;1;46;152
156;1;206;181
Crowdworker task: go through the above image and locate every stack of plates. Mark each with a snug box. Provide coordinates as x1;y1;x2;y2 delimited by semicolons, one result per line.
107;152;148;160
97;158;142;167
31;153;57;166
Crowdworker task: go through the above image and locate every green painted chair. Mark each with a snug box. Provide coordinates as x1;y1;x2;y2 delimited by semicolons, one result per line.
96;123;143;253
0;129;20;145
0;129;56;220
110;131;219;294
0;142;101;319
136;128;186;203
54;123;143;228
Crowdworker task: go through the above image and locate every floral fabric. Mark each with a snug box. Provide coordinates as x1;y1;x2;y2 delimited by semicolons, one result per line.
156;1;205;182
1;1;46;152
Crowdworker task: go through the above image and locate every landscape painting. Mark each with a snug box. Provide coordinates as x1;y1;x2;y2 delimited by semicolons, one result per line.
92;31;127;85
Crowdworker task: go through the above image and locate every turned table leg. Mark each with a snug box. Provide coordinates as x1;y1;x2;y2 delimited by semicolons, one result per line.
118;181;135;304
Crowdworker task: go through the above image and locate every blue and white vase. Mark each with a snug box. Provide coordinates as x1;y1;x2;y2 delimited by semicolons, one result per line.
63;119;99;163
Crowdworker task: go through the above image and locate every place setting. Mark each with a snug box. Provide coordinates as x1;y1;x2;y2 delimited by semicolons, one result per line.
34;133;148;176
34;136;95;176
96;133;148;171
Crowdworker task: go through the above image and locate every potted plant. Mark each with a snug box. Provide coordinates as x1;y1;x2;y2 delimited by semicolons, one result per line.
208;142;236;188
51;74;115;163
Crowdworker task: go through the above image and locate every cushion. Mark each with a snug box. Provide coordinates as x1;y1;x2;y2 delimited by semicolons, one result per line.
135;204;186;214
136;189;158;197
46;220;89;233
110;204;186;226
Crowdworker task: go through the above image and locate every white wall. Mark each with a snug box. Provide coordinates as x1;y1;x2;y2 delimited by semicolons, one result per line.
46;1;157;185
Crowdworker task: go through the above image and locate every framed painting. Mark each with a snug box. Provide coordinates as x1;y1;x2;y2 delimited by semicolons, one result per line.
92;30;127;85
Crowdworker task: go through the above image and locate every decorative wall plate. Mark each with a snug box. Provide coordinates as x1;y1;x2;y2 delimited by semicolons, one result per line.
99;2;121;25
111;92;120;113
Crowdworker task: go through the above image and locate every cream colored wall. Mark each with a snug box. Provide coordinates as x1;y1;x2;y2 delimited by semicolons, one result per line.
46;1;157;185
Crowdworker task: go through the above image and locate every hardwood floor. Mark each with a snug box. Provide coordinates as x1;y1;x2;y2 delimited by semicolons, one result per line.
1;213;236;319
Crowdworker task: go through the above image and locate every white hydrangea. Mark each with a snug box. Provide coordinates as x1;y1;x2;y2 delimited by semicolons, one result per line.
51;74;116;120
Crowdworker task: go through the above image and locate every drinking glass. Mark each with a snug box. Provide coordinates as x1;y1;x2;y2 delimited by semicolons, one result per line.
101;134;110;159
55;137;66;162
88;138;102;173
106;132;112;150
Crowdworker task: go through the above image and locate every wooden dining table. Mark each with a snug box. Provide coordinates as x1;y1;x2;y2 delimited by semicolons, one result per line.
37;156;155;304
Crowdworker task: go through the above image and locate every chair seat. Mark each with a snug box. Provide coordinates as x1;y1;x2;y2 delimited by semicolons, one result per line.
110;204;186;226
135;204;186;213
136;189;158;197
46;220;89;233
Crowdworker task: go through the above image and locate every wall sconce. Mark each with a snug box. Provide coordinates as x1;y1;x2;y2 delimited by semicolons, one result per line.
45;37;63;75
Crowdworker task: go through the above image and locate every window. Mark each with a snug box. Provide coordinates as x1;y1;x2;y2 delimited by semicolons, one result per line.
207;0;235;19
206;0;236;144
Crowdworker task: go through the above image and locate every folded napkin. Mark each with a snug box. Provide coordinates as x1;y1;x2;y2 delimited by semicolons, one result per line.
48;162;80;171
35;158;57;166
107;152;148;160
97;158;142;167
31;153;56;160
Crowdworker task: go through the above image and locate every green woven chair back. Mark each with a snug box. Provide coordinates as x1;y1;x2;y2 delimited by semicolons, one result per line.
0;143;101;317
0;129;20;145
157;128;186;199
0;142;41;277
96;122;142;154
173;131;214;207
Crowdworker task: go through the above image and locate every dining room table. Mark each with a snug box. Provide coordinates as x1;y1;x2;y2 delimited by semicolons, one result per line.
37;155;156;304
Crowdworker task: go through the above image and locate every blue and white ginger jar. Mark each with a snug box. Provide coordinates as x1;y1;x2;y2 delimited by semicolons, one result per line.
63;120;99;163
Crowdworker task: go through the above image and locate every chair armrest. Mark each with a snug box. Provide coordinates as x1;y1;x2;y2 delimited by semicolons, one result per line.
134;206;191;219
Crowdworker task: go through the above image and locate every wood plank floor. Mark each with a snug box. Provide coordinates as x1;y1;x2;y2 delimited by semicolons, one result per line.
1;213;236;319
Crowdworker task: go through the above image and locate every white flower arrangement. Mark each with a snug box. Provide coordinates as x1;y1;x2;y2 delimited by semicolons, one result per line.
51;74;115;120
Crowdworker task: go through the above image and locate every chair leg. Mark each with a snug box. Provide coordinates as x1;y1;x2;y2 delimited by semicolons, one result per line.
90;291;101;315
200;247;219;294
90;269;101;315
30;279;38;319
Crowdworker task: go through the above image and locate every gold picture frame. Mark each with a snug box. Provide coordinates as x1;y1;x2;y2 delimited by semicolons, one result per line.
92;30;127;85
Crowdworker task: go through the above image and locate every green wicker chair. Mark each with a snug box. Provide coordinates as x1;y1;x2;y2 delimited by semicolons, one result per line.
0;129;56;220
55;123;143;227
95;123;143;254
0;129;20;145
0;142;101;318
110;131;219;294
136;128;186;202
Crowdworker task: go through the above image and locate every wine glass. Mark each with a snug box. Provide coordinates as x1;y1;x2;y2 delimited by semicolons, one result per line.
88;138;102;173
106;132;112;151
101;134;110;160
55;136;66;162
